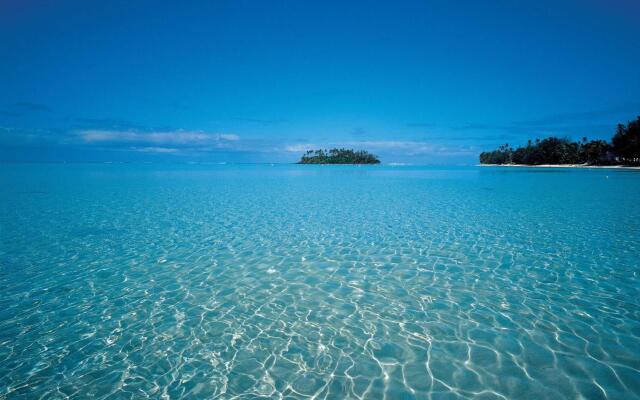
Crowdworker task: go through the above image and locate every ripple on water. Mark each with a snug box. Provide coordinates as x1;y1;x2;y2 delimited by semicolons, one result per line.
1;164;639;399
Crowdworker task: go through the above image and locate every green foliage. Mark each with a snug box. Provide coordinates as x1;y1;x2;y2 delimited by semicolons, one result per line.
581;140;612;165
479;117;640;165
479;144;513;164
298;148;381;164
612;117;640;165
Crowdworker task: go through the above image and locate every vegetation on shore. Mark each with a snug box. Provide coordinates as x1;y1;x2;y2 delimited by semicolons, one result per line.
298;148;381;164
480;116;640;166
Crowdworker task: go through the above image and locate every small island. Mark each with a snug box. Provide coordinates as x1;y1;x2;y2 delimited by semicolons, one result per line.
298;148;381;164
479;116;639;166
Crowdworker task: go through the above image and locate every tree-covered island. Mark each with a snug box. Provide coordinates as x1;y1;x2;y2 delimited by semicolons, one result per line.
298;148;381;164
480;116;640;166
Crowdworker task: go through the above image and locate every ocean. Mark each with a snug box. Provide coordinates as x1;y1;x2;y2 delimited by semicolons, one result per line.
1;164;639;399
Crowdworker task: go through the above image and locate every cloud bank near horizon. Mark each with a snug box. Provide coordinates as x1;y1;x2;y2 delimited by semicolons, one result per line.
76;130;240;153
283;141;477;157
1;101;637;163
1;125;480;162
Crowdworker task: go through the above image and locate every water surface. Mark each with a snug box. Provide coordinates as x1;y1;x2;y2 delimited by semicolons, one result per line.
1;164;639;399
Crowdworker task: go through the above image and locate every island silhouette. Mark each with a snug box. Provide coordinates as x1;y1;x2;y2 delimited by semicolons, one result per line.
480;116;639;166
298;148;381;164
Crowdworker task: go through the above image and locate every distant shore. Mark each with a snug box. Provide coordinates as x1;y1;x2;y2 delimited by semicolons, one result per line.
479;164;640;170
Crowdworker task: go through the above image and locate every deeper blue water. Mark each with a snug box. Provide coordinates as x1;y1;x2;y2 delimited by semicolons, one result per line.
1;164;639;399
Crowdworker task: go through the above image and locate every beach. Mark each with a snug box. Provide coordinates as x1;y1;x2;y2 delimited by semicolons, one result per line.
480;163;640;170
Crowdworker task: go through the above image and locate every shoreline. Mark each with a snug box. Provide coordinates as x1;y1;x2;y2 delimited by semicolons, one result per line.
479;163;640;170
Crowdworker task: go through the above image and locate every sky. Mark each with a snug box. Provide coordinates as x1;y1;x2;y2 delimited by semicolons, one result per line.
1;0;639;164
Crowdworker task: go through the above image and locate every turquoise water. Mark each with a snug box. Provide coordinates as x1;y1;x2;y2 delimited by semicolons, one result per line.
1;164;639;399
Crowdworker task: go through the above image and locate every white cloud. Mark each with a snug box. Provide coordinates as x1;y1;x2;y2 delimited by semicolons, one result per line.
131;147;179;153
356;141;436;155
282;141;432;155
77;129;240;153
284;143;319;153
281;140;479;157
218;133;240;141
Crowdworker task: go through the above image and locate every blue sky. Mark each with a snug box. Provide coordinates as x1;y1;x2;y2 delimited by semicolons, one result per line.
1;0;639;164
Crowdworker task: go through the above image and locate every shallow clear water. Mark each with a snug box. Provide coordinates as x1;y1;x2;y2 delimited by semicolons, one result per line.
1;164;639;399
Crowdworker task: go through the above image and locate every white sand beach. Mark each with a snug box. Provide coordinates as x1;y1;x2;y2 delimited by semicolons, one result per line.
479;164;640;170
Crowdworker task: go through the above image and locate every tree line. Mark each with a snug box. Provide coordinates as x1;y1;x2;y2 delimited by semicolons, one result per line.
298;148;381;164
479;116;640;166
